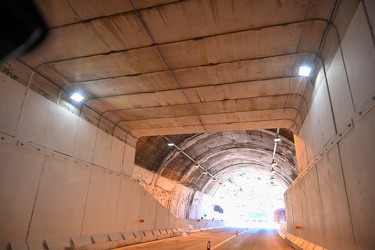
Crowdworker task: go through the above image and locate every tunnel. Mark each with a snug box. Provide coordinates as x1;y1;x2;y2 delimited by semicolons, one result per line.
0;0;374;249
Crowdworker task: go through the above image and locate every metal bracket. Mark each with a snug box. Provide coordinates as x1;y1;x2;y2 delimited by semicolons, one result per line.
0;132;10;144
354;88;375;123
17;140;47;154
323;119;354;154
73;158;93;168
46;150;73;163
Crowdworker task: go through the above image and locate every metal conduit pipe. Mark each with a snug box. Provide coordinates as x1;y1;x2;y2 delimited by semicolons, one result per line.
270;128;280;174
163;136;222;184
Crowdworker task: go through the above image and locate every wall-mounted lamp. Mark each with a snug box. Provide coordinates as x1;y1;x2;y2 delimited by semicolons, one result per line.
270;167;276;173
70;92;84;102
271;160;277;166
193;163;200;168
299;66;311;77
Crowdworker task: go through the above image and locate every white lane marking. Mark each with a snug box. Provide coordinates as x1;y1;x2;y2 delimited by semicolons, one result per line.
211;229;251;249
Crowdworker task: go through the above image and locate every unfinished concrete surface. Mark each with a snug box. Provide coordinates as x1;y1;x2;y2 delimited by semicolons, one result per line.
1;0;375;249
1;0;361;137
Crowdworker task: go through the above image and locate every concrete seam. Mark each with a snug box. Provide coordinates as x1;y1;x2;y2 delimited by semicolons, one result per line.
314;163;328;246
336;144;358;249
79;169;92;236
114;177;124;233
15;71;34;137
25;156;46;240
335;18;356;113
128;0;207;133
362;0;375;55
322;62;338;134
91;124;100;164
71;112;83;162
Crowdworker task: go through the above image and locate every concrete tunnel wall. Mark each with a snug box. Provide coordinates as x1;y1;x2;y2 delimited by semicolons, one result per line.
0;72;224;249
132;165;222;221
1;2;375;250
284;1;375;250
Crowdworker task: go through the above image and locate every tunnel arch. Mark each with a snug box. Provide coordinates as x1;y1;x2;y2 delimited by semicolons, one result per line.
134;128;297;218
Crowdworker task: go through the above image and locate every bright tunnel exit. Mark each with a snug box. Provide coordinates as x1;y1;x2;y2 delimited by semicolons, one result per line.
212;172;286;228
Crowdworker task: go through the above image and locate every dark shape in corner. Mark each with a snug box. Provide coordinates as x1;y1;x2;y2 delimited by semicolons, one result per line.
0;0;48;62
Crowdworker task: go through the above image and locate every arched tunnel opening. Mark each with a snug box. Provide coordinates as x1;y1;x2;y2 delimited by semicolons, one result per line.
134;129;297;229
212;172;286;228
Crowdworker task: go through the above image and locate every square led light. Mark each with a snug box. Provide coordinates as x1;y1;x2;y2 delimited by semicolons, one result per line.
70;92;84;102
299;66;311;77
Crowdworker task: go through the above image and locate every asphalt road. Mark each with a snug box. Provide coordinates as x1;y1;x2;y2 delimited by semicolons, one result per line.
114;227;293;250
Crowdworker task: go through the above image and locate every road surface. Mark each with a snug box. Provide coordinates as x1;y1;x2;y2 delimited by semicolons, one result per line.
114;227;292;250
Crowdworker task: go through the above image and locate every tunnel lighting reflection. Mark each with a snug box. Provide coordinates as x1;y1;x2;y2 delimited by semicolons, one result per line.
299;66;311;77
70;92;84;102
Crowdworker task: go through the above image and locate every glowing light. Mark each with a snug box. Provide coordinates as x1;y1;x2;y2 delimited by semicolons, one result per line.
299;66;311;77
274;136;281;142
70;93;84;102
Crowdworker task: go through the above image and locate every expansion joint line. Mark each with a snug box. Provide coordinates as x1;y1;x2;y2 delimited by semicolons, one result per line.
314;0;339;63
128;0;207;132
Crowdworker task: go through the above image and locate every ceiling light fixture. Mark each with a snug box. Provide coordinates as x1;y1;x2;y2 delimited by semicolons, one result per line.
193;163;200;168
167;142;174;146
274;136;281;142
299;66;311;77
271;160;277;166
270;167;276;173
70;92;84;102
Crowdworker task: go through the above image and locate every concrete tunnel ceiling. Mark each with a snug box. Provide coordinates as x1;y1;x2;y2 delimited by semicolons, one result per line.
135;129;297;194
9;1;360;194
